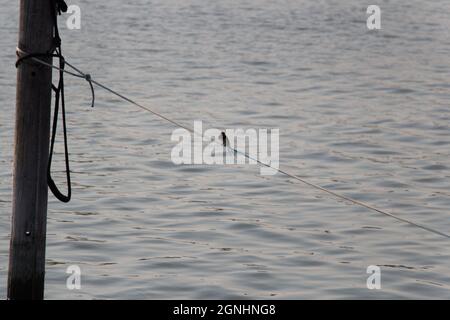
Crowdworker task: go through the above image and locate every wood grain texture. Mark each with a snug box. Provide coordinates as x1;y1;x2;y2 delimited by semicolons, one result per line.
8;0;54;300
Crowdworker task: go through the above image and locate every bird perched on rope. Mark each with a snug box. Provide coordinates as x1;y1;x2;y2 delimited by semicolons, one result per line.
220;131;230;147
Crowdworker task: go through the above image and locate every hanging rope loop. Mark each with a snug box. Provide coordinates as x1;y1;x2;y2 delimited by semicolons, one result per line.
14;0;72;202
15;0;94;202
46;0;72;202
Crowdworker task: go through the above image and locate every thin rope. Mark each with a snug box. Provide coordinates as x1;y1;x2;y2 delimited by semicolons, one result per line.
27;55;450;239
229;147;450;238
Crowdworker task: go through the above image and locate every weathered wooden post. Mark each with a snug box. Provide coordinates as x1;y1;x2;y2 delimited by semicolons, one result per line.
8;0;55;300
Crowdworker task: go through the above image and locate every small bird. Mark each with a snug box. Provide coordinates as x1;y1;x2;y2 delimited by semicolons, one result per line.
220;131;229;147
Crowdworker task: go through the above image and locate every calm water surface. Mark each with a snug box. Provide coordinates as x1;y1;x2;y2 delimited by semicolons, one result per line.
1;1;450;299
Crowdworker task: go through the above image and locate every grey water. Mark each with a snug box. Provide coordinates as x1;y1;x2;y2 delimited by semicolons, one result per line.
1;0;450;299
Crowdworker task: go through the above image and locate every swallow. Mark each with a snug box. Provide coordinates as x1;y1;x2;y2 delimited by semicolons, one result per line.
220;131;229;147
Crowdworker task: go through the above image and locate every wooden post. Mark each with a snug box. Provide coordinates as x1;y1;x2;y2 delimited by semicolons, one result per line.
8;0;54;300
